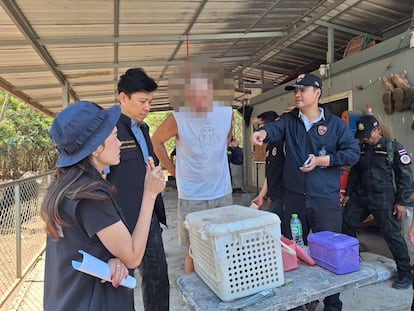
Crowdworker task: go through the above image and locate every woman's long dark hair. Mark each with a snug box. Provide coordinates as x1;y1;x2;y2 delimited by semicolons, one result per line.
41;157;116;239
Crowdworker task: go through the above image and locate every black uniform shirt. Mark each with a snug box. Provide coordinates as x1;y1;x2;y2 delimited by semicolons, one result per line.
265;141;285;200
346;136;414;206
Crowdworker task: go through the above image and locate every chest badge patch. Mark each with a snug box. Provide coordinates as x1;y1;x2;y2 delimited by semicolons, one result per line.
271;146;278;156
400;154;411;165
318;125;328;136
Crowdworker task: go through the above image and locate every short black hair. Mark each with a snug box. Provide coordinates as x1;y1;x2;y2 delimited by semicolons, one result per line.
257;111;279;124
117;68;158;95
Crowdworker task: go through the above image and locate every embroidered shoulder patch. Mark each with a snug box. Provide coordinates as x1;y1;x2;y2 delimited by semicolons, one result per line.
398;148;408;156
400;154;411;165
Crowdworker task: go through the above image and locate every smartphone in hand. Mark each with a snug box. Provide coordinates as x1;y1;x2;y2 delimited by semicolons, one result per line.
302;155;312;167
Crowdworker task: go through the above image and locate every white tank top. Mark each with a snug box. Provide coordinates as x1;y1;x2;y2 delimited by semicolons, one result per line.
174;106;233;200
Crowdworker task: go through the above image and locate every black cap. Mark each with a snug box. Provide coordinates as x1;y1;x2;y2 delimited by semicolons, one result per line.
285;73;323;91
355;115;379;139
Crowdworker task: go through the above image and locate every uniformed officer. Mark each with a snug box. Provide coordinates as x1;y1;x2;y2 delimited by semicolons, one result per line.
250;111;285;233
342;114;414;289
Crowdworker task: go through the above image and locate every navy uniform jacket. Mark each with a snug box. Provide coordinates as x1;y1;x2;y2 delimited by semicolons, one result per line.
227;146;244;165
346;136;414;207
108;114;167;232
262;106;360;199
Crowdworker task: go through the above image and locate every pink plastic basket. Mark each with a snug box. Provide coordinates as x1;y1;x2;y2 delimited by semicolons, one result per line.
280;237;298;272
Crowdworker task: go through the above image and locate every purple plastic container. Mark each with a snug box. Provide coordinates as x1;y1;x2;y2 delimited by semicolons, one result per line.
308;231;360;274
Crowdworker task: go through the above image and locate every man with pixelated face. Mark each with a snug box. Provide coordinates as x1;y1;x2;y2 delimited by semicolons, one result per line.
152;56;234;273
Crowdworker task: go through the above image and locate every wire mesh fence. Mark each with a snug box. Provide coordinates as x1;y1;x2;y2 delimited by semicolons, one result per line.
0;172;52;309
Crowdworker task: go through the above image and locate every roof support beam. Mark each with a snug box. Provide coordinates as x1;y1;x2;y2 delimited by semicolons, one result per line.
0;77;54;117
277;47;325;60
310;19;383;41
62;82;69;108
237;0;349;73
28;32;289;46
246;65;293;76
327;27;335;64
0;57;251;74
58;56;251;71
0;0;79;102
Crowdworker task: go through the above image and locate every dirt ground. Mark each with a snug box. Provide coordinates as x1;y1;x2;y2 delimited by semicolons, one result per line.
133;189;189;310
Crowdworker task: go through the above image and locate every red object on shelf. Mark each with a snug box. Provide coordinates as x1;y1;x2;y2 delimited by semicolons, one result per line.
281;236;299;272
295;244;316;266
343;35;372;58
280;236;316;271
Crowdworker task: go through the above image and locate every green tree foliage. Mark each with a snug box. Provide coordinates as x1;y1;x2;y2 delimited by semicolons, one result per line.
232;109;244;147
0;90;56;180
146;111;176;156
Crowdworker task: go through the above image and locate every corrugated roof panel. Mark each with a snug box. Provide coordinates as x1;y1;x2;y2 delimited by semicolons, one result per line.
34;25;114;39
48;45;114;65
118;44;177;62
0;46;46;67
20;87;62;98
119;1;200;24
0;0;412;115
3;72;59;87
16;0;114;24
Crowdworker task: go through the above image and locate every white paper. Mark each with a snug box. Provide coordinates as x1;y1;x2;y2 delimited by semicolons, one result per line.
72;250;136;289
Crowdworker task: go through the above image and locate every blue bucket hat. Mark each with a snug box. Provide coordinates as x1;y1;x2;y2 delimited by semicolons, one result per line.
285;73;323;91
49;101;121;168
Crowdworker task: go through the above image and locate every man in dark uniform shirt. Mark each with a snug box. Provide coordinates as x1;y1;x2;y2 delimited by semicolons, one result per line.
107;68;169;311
227;137;244;166
227;137;244;192
251;111;285;233
343;114;414;290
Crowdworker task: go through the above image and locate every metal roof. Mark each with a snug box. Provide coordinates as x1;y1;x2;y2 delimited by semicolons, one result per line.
0;0;412;116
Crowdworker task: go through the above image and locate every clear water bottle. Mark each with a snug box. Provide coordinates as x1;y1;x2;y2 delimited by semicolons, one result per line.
318;145;327;168
290;214;304;247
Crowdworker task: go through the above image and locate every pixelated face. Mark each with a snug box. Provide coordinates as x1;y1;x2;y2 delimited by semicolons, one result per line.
168;56;234;114
119;91;153;122
183;76;213;112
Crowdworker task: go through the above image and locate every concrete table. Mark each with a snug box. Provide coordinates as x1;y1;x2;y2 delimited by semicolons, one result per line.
177;253;397;311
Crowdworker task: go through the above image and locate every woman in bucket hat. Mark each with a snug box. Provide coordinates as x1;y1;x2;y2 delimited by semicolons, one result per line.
41;101;165;311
